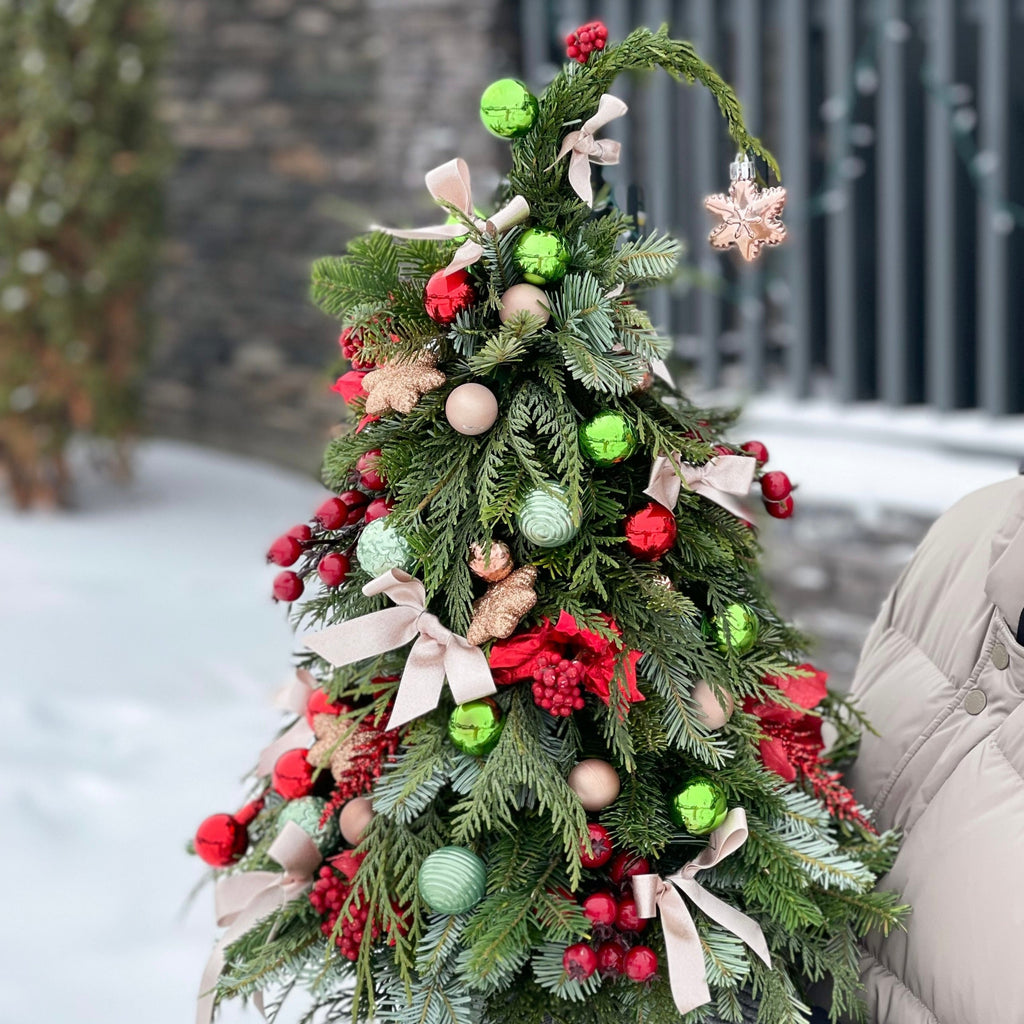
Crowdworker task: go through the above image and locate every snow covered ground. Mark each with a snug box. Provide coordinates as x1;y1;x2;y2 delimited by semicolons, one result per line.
1;425;1019;1024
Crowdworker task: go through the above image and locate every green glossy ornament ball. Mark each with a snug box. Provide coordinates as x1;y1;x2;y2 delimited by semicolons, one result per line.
278;796;341;853
418;846;487;915
579;411;638;466
513;229;570;285
517;482;580;548
448;698;504;756
479;78;538;138
356;517;415;577
706;603;759;655
669;777;728;835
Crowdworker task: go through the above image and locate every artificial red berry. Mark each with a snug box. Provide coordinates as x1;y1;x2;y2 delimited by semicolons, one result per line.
623;945;658;982
740;440;769;465
764;494;795;519
339;489;369;525
318;552;351;587
364;496;393;522
608;851;650;886
583;891;618;928
194;813;248;867
596;939;626;975
287;523;312;543
530;653;586;717
272;570;304;602
309;865;379;961
563;943;598;981
267;533;303;566
565;20;609;63
760;471;792;501
272;748;314;799
233;797;265;827
315;497;348;530
580;822;614;869
356;449;386;491
305;688;345;727
713;444;733;457
338;327;364;363
615;896;647;933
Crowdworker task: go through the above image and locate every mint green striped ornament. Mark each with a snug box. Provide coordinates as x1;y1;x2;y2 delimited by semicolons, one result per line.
277;796;340;854
517;482;580;548
417;846;487;915
356;517;414;577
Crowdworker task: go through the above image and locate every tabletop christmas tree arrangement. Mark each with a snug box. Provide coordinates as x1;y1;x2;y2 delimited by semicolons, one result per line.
192;25;904;1024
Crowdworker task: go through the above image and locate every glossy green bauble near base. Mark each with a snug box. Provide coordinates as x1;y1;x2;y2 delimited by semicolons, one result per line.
705;602;759;655
479;78;538;138
513;228;570;285
669;777;728;835
579;410;638;466
448;698;504;756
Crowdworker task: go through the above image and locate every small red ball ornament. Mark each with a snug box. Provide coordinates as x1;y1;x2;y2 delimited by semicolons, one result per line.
272;570;304;603
596;940;626;975
305;688;345;727
765;495;795;519
608;851;650;886
623;945;658;982
356;449;386;491
317;552;351;587
194;813;248;867
272;748;315;799
583;891;618;927
760;471;792;501
579;822;613;869
740;440;769;465
364;496;393;523
563;943;598;981
338;489;369;525
623;502;677;561
315;497;347;530
424;268;477;324
615;896;647;933
287;523;312;543
267;534;303;567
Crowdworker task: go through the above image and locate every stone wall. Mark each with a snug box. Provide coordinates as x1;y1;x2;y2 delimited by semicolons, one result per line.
147;0;517;474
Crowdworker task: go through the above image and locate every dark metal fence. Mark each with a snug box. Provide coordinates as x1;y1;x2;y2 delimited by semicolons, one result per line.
519;0;1024;414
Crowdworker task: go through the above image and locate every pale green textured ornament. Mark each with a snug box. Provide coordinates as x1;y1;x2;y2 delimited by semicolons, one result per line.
579;410;638;466
669;776;728;835
417;846;487;914
706;603;759;654
517;482;580;548
513;229;570;285
479;78;538;138
356;517;414;577
278;796;340;853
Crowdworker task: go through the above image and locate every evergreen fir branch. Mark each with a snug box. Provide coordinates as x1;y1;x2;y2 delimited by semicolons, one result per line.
701;927;752;989
609;232;683;286
547;271;617;352
466;314;545;375
548;332;645;395
611;302;672;361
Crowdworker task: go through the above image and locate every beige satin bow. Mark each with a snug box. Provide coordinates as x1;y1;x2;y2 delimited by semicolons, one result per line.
644;452;755;520
547;94;628;206
376;157;530;274
197;822;322;1024
302;569;496;731
632;808;771;1016
254;669;317;777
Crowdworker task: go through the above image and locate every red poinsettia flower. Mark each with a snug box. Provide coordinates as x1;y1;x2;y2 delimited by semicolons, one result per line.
489;612;644;706
332;369;370;404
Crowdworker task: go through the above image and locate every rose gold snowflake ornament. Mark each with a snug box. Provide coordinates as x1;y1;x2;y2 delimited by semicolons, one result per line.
705;154;787;262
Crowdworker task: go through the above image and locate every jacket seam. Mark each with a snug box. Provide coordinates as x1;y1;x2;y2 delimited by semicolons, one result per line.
989;735;1024;785
860;949;941;1024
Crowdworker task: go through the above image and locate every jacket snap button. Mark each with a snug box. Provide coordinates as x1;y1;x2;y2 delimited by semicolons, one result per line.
964;689;987;715
991;643;1010;670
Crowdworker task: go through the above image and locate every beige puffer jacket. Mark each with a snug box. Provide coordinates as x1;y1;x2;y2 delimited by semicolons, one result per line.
846;476;1024;1023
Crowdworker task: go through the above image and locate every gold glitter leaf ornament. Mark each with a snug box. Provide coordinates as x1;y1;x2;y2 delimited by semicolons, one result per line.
362;352;446;416
466;565;538;646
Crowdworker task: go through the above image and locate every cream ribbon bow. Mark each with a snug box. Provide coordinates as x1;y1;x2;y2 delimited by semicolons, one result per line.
196;822;322;1024
644;452;756;521
376;157;530;275
547;94;628;206
302;569;496;731
254;669;317;776
632;808;771;1016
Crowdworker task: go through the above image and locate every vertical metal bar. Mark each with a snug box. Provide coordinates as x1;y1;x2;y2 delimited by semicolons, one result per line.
924;0;956;411
560;0;586;37
781;0;812;397
692;0;723;390
603;3;634;182
826;0;857;402
644;0;673;335
518;0;549;83
734;0;764;392
978;0;1009;414
877;0;908;404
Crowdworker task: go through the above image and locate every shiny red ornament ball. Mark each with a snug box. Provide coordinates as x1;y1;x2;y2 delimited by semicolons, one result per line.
580;822;613;869
267;533;303;567
623;945;658;982
272;570;304;602
339;489;369;525
364;496;393;522
615;896;647;933
357;449;386;491
583;891;618;927
563;943;598;981
760;471;792;501
596;940;626;975
424;268;477;324
317;552;351;587
315;497;348;530
608;851;650;885
623;502;677;561
306;687;345;727
765;495;795;519
287;523;312;543
740;440;769;465
272;748;315;799
194;813;248;867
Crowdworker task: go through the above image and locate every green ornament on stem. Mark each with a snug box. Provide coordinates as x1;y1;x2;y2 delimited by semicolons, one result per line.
278;796;341;853
356;517;414;577
448;698;504;756
706;602;759;655
479;78;538;138
669;777;728;835
517;482;580;548
513;228;570;285
417;846;487;915
579;410;638;466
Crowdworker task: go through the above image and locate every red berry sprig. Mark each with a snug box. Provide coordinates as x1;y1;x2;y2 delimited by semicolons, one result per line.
565;20;608;64
309;859;378;962
579;822;613;869
760;470;795;519
531;653;586;717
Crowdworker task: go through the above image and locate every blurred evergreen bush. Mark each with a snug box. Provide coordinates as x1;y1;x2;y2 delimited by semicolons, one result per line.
0;0;170;507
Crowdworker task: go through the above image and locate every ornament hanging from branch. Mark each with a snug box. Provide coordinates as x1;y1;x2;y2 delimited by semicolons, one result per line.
705;153;787;262
362;352;446;416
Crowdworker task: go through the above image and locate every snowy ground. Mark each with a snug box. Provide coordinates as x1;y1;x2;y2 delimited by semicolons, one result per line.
1;427;1019;1024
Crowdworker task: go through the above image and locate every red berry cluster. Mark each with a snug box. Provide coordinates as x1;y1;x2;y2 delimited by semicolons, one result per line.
565;20;608;63
531;653;586;717
563;824;660;983
740;439;796;520
308;855;377;962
